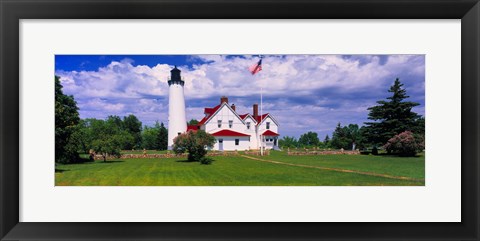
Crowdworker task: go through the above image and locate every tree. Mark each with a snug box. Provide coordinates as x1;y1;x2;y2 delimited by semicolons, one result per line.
55;76;80;163
364;78;423;146
157;122;168;150
298;131;320;147
344;124;361;150
141;121;168;150
330;123;349;149
323;135;330;146
278;136;298;148
69;119;93;154
172;130;216;164
122;114;143;149
187;119;199;126
142;125;160;150
90;118;134;162
91;135;124;162
383;131;424;157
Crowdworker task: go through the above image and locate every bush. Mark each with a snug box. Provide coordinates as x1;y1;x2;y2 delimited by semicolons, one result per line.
371;146;378;155
383;131;424;157
199;157;214;165
172;130;216;163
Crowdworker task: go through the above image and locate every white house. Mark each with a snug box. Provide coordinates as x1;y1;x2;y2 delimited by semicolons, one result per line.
188;96;280;151
167;66;280;151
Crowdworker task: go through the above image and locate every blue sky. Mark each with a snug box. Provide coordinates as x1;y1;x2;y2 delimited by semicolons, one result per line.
55;55;425;139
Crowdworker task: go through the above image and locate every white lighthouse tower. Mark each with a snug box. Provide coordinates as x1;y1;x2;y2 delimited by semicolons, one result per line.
167;66;187;150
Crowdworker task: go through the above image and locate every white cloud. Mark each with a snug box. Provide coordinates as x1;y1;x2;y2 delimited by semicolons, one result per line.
56;55;425;137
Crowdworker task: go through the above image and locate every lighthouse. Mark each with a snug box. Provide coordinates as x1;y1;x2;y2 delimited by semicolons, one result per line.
167;66;187;150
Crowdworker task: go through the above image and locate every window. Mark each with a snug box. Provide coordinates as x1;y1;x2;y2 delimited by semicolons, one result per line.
229;120;233;128
218;120;222;128
219;139;223;143
266;122;270;129
177;132;181;136
235;139;239;145
246;122;250;130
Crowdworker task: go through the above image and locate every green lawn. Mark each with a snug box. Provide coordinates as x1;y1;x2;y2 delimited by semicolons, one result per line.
253;151;425;179
55;151;424;186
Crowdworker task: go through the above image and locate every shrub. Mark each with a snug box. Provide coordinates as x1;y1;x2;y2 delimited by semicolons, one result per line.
383;131;424;157
172;130;216;164
371;146;378;155
199;157;214;165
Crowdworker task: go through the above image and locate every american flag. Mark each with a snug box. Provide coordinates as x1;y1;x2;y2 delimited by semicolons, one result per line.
249;59;262;75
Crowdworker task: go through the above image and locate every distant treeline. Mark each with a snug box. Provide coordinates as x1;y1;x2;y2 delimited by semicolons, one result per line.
55;76;169;163
279;78;425;155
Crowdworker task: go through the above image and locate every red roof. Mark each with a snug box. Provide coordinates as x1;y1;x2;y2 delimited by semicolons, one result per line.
205;104;221;115
211;129;250;137
198;104;222;125
262;130;279;136
255;114;269;124
239;114;248;119
187;125;199;131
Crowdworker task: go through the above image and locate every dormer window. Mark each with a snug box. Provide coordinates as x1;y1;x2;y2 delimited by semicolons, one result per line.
266;122;270;129
229;120;233;128
246;122;251;130
218;120;222;128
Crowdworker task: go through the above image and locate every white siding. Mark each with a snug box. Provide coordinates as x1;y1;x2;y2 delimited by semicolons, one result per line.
243;116;258;149
204;104;245;134
257;116;279;150
198;104;279;150
212;136;250;151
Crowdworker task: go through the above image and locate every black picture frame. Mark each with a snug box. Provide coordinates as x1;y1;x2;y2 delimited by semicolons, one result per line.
1;0;479;240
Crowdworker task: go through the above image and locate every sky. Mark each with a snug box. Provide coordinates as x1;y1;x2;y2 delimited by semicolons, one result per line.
55;54;425;139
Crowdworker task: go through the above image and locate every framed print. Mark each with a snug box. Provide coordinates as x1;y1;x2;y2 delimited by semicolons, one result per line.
1;0;479;240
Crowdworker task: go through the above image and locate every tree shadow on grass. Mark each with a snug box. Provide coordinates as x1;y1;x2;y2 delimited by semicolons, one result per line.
375;153;423;158
98;160;125;164
55;168;69;173
175;159;197;163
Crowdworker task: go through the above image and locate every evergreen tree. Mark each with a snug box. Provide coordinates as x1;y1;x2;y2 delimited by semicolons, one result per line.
330;123;350;149
323;135;330;144
55;76;80;163
363;78;422;146
157;122;168;150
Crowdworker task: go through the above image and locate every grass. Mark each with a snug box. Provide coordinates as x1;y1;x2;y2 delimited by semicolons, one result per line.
252;151;425;179
55;151;425;186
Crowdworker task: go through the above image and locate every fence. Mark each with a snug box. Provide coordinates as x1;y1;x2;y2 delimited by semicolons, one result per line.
286;148;360;156
93;150;241;160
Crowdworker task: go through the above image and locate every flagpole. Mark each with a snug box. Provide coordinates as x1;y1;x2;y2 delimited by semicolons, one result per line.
260;84;263;156
260;56;264;156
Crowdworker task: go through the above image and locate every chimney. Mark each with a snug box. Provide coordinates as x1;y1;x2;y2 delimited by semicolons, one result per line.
253;104;258;118
231;104;236;111
220;96;229;104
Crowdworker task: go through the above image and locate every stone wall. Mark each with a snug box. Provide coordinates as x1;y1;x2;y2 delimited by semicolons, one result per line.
244;150;270;156
93;151;240;160
286;149;360;156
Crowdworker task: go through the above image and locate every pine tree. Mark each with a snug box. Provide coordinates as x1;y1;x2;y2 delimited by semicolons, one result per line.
323;135;330;144
364;78;422;146
157;122;168;150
